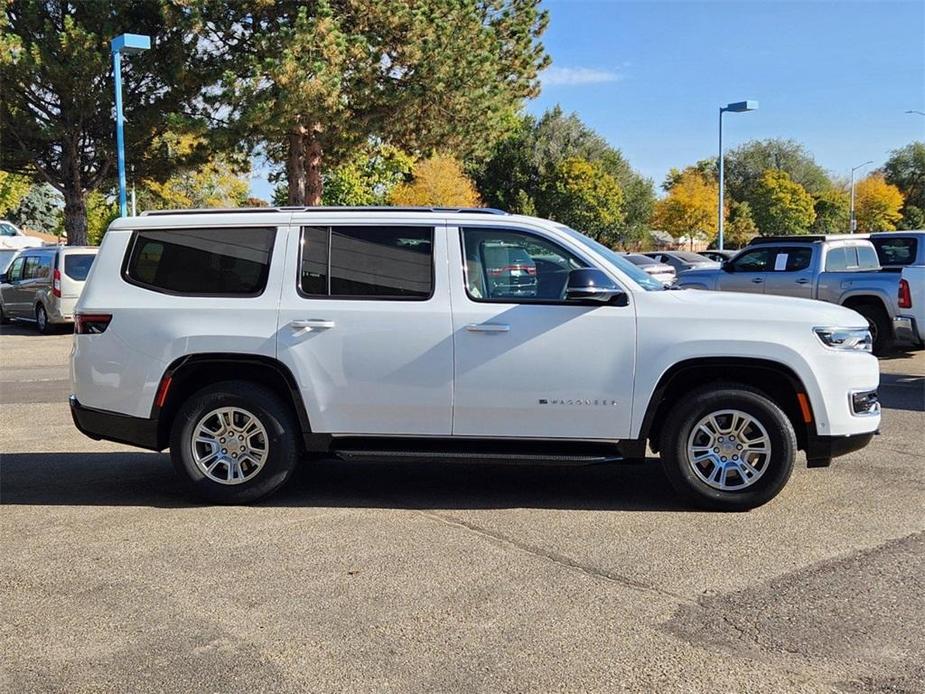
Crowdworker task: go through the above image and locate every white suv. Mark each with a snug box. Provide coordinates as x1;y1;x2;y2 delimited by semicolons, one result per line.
70;208;881;510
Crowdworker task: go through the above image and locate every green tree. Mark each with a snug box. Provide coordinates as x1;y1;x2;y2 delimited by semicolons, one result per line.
324;143;413;206
216;0;549;206
662;159;717;191
883;142;925;224
724;201;759;248
12;183;63;234
897;205;924;230
811;188;850;233
0;170;31;217
138;157;250;211
85;191;119;245
724;139;831;202
537;158;623;243
475;107;652;234
750;170;816;235
1;1;228;244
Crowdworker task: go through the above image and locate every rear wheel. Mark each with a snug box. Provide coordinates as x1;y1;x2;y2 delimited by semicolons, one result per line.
0;302;10;325
35;304;51;334
169;381;300;503
659;385;796;511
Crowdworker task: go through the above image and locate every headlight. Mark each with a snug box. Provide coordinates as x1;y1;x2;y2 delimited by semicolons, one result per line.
814;327;872;352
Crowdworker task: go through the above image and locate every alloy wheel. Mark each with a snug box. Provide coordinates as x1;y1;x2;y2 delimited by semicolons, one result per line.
191;407;269;485
686;409;771;491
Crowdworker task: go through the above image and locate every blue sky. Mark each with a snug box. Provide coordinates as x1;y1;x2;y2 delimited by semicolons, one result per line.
251;0;925;199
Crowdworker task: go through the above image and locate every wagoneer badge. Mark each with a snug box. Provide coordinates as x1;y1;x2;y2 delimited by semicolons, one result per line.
539;399;619;406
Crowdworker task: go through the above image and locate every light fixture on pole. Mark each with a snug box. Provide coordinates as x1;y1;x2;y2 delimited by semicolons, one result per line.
849;160;874;234
111;33;151;217
718;100;758;250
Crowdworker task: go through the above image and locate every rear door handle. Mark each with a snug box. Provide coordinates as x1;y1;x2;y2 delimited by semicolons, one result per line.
465;323;510;333
290;319;335;331
751;278;764;284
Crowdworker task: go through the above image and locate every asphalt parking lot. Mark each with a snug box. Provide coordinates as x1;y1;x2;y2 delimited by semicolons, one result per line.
1;323;923;693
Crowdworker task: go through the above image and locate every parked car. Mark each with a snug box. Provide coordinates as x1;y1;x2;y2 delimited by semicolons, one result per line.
867;231;925;271
700;249;737;263
0;220;44;250
0;245;99;332
70;207;879;511
677;235;905;354
0;248;20;273
643;251;720;274
621;253;676;285
895;265;925;348
481;242;538;298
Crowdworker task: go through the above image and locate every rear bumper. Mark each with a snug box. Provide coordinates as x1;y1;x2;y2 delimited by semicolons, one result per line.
805;430;876;467
70;396;162;451
894;316;922;347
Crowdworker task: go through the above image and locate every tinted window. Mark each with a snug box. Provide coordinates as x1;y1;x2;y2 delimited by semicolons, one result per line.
732;248;772;272
871;237;917;266
825;247;847;272
300;226;433;299
462;227;586;301
770;247;812;272
126;227;275;295
64;254;95;281
0;223;17;237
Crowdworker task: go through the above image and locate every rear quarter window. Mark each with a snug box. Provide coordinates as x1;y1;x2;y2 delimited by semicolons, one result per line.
871;237;915;266
64;254;95;281
125;227;275;296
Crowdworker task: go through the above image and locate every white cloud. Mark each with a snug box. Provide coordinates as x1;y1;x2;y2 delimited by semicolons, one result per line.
541;66;622;87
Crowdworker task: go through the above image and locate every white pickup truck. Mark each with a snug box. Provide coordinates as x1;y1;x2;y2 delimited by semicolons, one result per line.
70;207;881;511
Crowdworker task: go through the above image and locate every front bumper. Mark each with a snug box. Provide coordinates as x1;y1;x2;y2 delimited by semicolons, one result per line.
805;430;876;467
893;316;922;347
70;396;162;451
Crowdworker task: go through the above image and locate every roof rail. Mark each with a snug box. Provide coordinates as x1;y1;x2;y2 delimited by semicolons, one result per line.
141;206;509;217
748;234;860;245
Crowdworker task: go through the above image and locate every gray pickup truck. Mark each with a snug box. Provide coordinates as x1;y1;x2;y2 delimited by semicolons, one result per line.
677;235;902;354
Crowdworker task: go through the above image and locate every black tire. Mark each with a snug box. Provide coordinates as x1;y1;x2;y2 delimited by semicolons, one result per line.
851;302;892;355
659;384;796;511
169;381;300;504
35;304;51;334
0;302;10;325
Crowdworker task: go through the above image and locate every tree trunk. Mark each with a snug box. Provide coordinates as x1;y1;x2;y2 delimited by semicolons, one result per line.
286;126;306;205
61;139;88;245
304;124;324;206
63;187;88;246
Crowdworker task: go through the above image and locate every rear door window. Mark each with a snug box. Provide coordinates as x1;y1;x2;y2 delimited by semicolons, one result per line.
299;225;434;299
770;247;813;272
64;254;95;281
125;227;276;296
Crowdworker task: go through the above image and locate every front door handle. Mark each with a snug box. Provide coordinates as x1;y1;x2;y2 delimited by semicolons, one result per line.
290;319;335;331
795;278;810;284
751;277;764;284
465;323;511;333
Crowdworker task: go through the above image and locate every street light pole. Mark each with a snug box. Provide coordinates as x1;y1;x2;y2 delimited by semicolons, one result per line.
717;100;758;250
111;33;151;217
849;160;874;233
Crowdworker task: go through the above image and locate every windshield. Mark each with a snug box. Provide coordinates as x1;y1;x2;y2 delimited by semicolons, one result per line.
556;225;665;291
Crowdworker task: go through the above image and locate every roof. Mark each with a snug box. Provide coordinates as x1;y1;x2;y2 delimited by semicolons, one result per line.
748;234;871;245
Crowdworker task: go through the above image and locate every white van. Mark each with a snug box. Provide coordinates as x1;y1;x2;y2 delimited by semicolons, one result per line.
0;246;99;332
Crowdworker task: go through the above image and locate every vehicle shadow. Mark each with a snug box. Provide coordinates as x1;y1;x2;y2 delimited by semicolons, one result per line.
0;323;70;336
879;373;925;412
0;451;695;512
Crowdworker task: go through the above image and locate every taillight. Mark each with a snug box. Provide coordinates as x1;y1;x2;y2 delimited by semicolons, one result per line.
898;279;912;309
52;268;61;297
75;313;112;334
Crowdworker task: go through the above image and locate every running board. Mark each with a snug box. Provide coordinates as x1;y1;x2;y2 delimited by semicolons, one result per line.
328;437;627;466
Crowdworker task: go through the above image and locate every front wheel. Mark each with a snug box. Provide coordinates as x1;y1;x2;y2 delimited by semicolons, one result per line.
35;304;51;334
169;381;300;503
659;385;796;511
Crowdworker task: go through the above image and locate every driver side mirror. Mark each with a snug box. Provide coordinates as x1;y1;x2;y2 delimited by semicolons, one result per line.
0;273;7;284
565;268;627;305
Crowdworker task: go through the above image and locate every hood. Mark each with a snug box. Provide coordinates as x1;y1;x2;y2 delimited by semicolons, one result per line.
663;288;867;328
